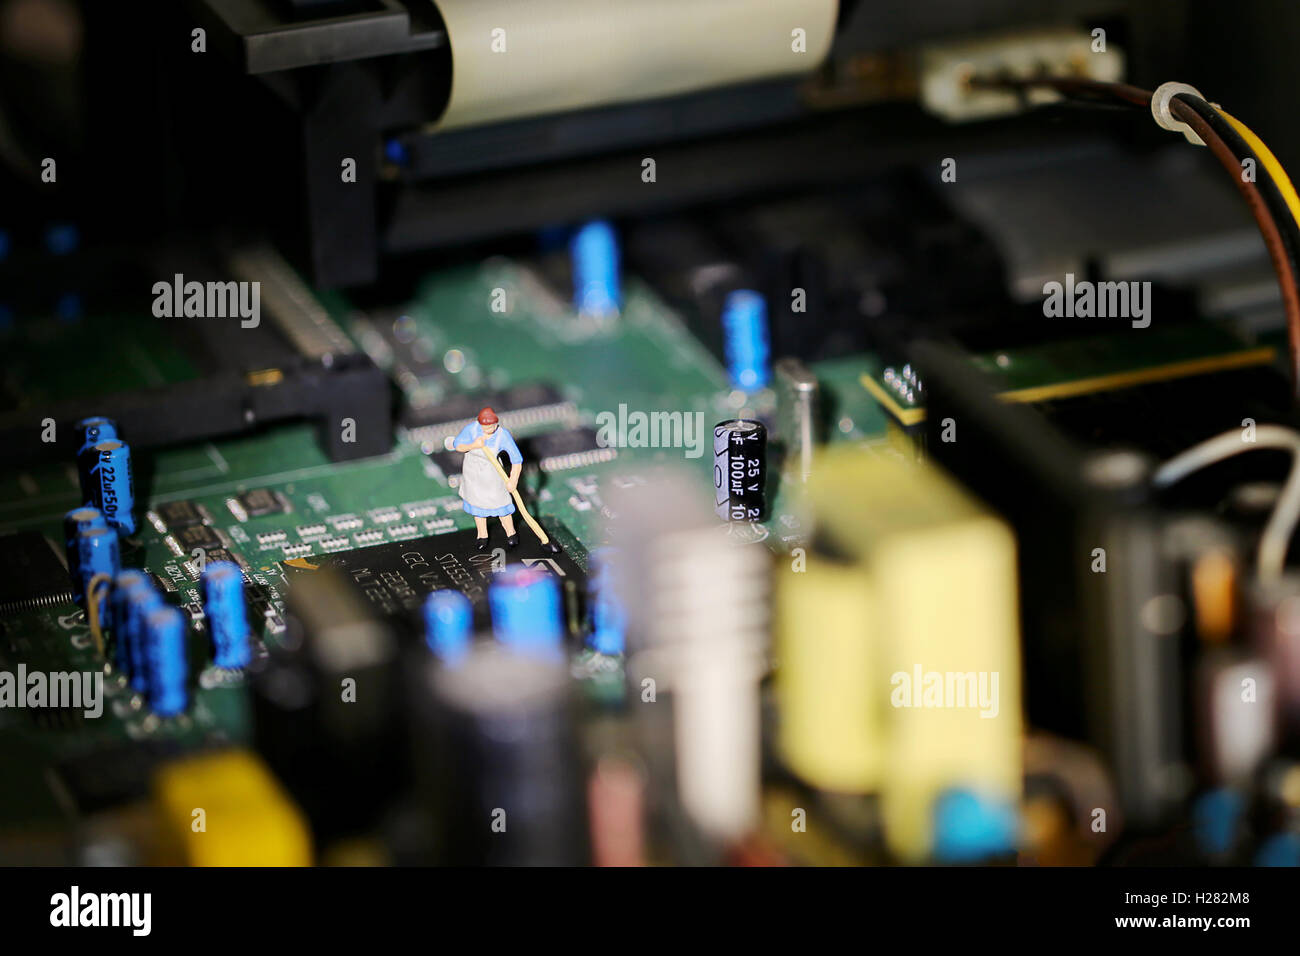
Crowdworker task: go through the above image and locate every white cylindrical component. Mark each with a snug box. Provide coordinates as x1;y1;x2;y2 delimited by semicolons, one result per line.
652;528;767;842
432;0;839;130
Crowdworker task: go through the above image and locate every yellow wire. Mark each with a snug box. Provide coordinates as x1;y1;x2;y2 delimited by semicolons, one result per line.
84;572;111;658
1221;109;1300;231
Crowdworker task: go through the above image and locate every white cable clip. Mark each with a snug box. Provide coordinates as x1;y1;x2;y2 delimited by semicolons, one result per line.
1151;81;1214;146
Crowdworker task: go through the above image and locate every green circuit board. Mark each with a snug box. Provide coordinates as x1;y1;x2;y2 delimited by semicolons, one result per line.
0;258;893;834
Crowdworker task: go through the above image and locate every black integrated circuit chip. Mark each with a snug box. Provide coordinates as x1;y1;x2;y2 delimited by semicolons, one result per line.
0;531;74;616
157;499;205;529
149;571;177;593
429;427;610;484
204;548;243;568
281;526;585;633
527;427;604;457
523;427;616;471
239;488;288;517
402;382;568;429
427;449;464;486
176;525;223;551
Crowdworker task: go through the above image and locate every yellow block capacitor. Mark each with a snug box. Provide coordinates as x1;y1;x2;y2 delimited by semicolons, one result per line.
776;448;1023;861
152;749;312;866
776;553;880;794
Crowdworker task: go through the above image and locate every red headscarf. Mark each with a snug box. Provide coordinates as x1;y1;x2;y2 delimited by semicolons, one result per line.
477;406;499;426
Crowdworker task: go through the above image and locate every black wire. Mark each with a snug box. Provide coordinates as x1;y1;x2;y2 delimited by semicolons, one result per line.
973;77;1300;388
1172;92;1300;301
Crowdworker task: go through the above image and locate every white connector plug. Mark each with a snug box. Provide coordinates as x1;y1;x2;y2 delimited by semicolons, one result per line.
919;28;1125;122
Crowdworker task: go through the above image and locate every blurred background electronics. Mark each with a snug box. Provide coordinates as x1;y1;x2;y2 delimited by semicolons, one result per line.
2;0;1300;866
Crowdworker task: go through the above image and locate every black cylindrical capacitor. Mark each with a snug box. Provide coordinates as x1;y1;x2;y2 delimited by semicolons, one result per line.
251;568;406;842
713;419;767;522
421;644;588;865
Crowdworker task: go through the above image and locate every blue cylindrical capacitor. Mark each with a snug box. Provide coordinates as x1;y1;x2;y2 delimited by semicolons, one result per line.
587;548;625;656
75;526;120;628
571;219;621;319
63;506;106;596
721;289;771;390
75;419;118;502
931;788;1019;862
75;416;117;453
202;561;251;670
490;567;564;659
125;587;164;693
144;605;188;717
424;590;473;664
84;439;136;535
110;569;151;677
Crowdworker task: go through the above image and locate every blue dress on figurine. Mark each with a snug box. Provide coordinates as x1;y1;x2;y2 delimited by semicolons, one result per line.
452;420;523;517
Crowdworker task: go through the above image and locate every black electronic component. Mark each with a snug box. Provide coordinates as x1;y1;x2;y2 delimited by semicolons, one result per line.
403;383;575;450
0;532;75;617
149;571;178;594
204;548;243;569
175;525;224;552
251;567;407;841
416;644;589;865
404;393;494;430
403;382;567;428
0;241;394;467
182;601;205;626
426;449;463;487
238;488;289;518
282;528;586;636
54;742;184;815
0;348;393;468
712;420;768;522
524;427;617;472
156;500;206;529
249;584;282;625
914;339;1187;828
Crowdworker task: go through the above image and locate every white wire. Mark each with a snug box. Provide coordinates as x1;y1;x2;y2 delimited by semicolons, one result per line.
1153;425;1300;580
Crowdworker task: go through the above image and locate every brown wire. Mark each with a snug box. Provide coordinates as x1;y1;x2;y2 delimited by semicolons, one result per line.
970;76;1152;108
969;75;1300;389
1170;99;1300;385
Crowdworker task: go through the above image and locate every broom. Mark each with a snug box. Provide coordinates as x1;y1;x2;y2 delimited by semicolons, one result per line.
477;446;561;554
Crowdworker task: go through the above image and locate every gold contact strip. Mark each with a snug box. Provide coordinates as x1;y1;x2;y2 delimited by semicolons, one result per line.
859;346;1277;427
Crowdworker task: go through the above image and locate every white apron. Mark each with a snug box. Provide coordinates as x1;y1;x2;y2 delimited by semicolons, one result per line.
459;439;512;514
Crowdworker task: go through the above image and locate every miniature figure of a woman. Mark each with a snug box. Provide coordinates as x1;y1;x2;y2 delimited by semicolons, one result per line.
453;407;523;550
